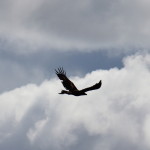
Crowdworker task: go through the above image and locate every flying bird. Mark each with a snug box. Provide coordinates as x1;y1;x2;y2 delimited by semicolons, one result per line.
55;67;102;96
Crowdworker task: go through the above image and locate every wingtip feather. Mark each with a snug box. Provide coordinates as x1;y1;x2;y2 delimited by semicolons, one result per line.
55;67;66;75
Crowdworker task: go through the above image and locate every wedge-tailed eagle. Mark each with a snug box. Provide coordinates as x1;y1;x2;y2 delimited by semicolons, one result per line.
55;67;102;96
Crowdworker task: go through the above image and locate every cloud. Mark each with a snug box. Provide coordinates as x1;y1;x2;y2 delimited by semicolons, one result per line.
1;0;150;53
0;53;150;150
0;56;46;93
0;49;123;93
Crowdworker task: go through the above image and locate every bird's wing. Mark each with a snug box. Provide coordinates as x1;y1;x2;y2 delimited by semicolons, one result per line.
55;67;78;91
80;80;102;93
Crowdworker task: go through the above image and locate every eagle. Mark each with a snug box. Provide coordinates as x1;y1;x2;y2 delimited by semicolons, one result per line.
55;67;102;96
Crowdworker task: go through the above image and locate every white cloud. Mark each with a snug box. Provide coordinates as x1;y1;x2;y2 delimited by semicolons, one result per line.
0;53;150;150
1;0;150;53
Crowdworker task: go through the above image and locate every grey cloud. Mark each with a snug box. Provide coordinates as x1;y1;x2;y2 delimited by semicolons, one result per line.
0;0;150;52
0;49;123;93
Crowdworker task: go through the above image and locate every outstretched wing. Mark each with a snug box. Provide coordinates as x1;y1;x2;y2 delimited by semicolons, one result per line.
80;80;102;93
55;67;78;92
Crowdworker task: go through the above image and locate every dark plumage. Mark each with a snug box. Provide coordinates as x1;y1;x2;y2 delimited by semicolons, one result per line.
55;67;102;96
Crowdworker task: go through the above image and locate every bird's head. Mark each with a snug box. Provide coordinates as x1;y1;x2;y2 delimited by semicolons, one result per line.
59;90;72;95
82;92;87;95
59;90;67;94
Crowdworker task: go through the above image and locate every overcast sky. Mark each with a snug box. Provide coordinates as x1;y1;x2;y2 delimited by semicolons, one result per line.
0;0;150;150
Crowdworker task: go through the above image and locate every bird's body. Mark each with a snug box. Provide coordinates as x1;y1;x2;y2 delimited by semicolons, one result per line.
55;67;102;96
59;90;87;96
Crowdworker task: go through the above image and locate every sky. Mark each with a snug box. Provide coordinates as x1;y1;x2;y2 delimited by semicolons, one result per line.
0;0;150;150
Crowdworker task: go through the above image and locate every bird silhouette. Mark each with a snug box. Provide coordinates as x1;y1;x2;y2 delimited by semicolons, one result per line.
55;67;102;96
